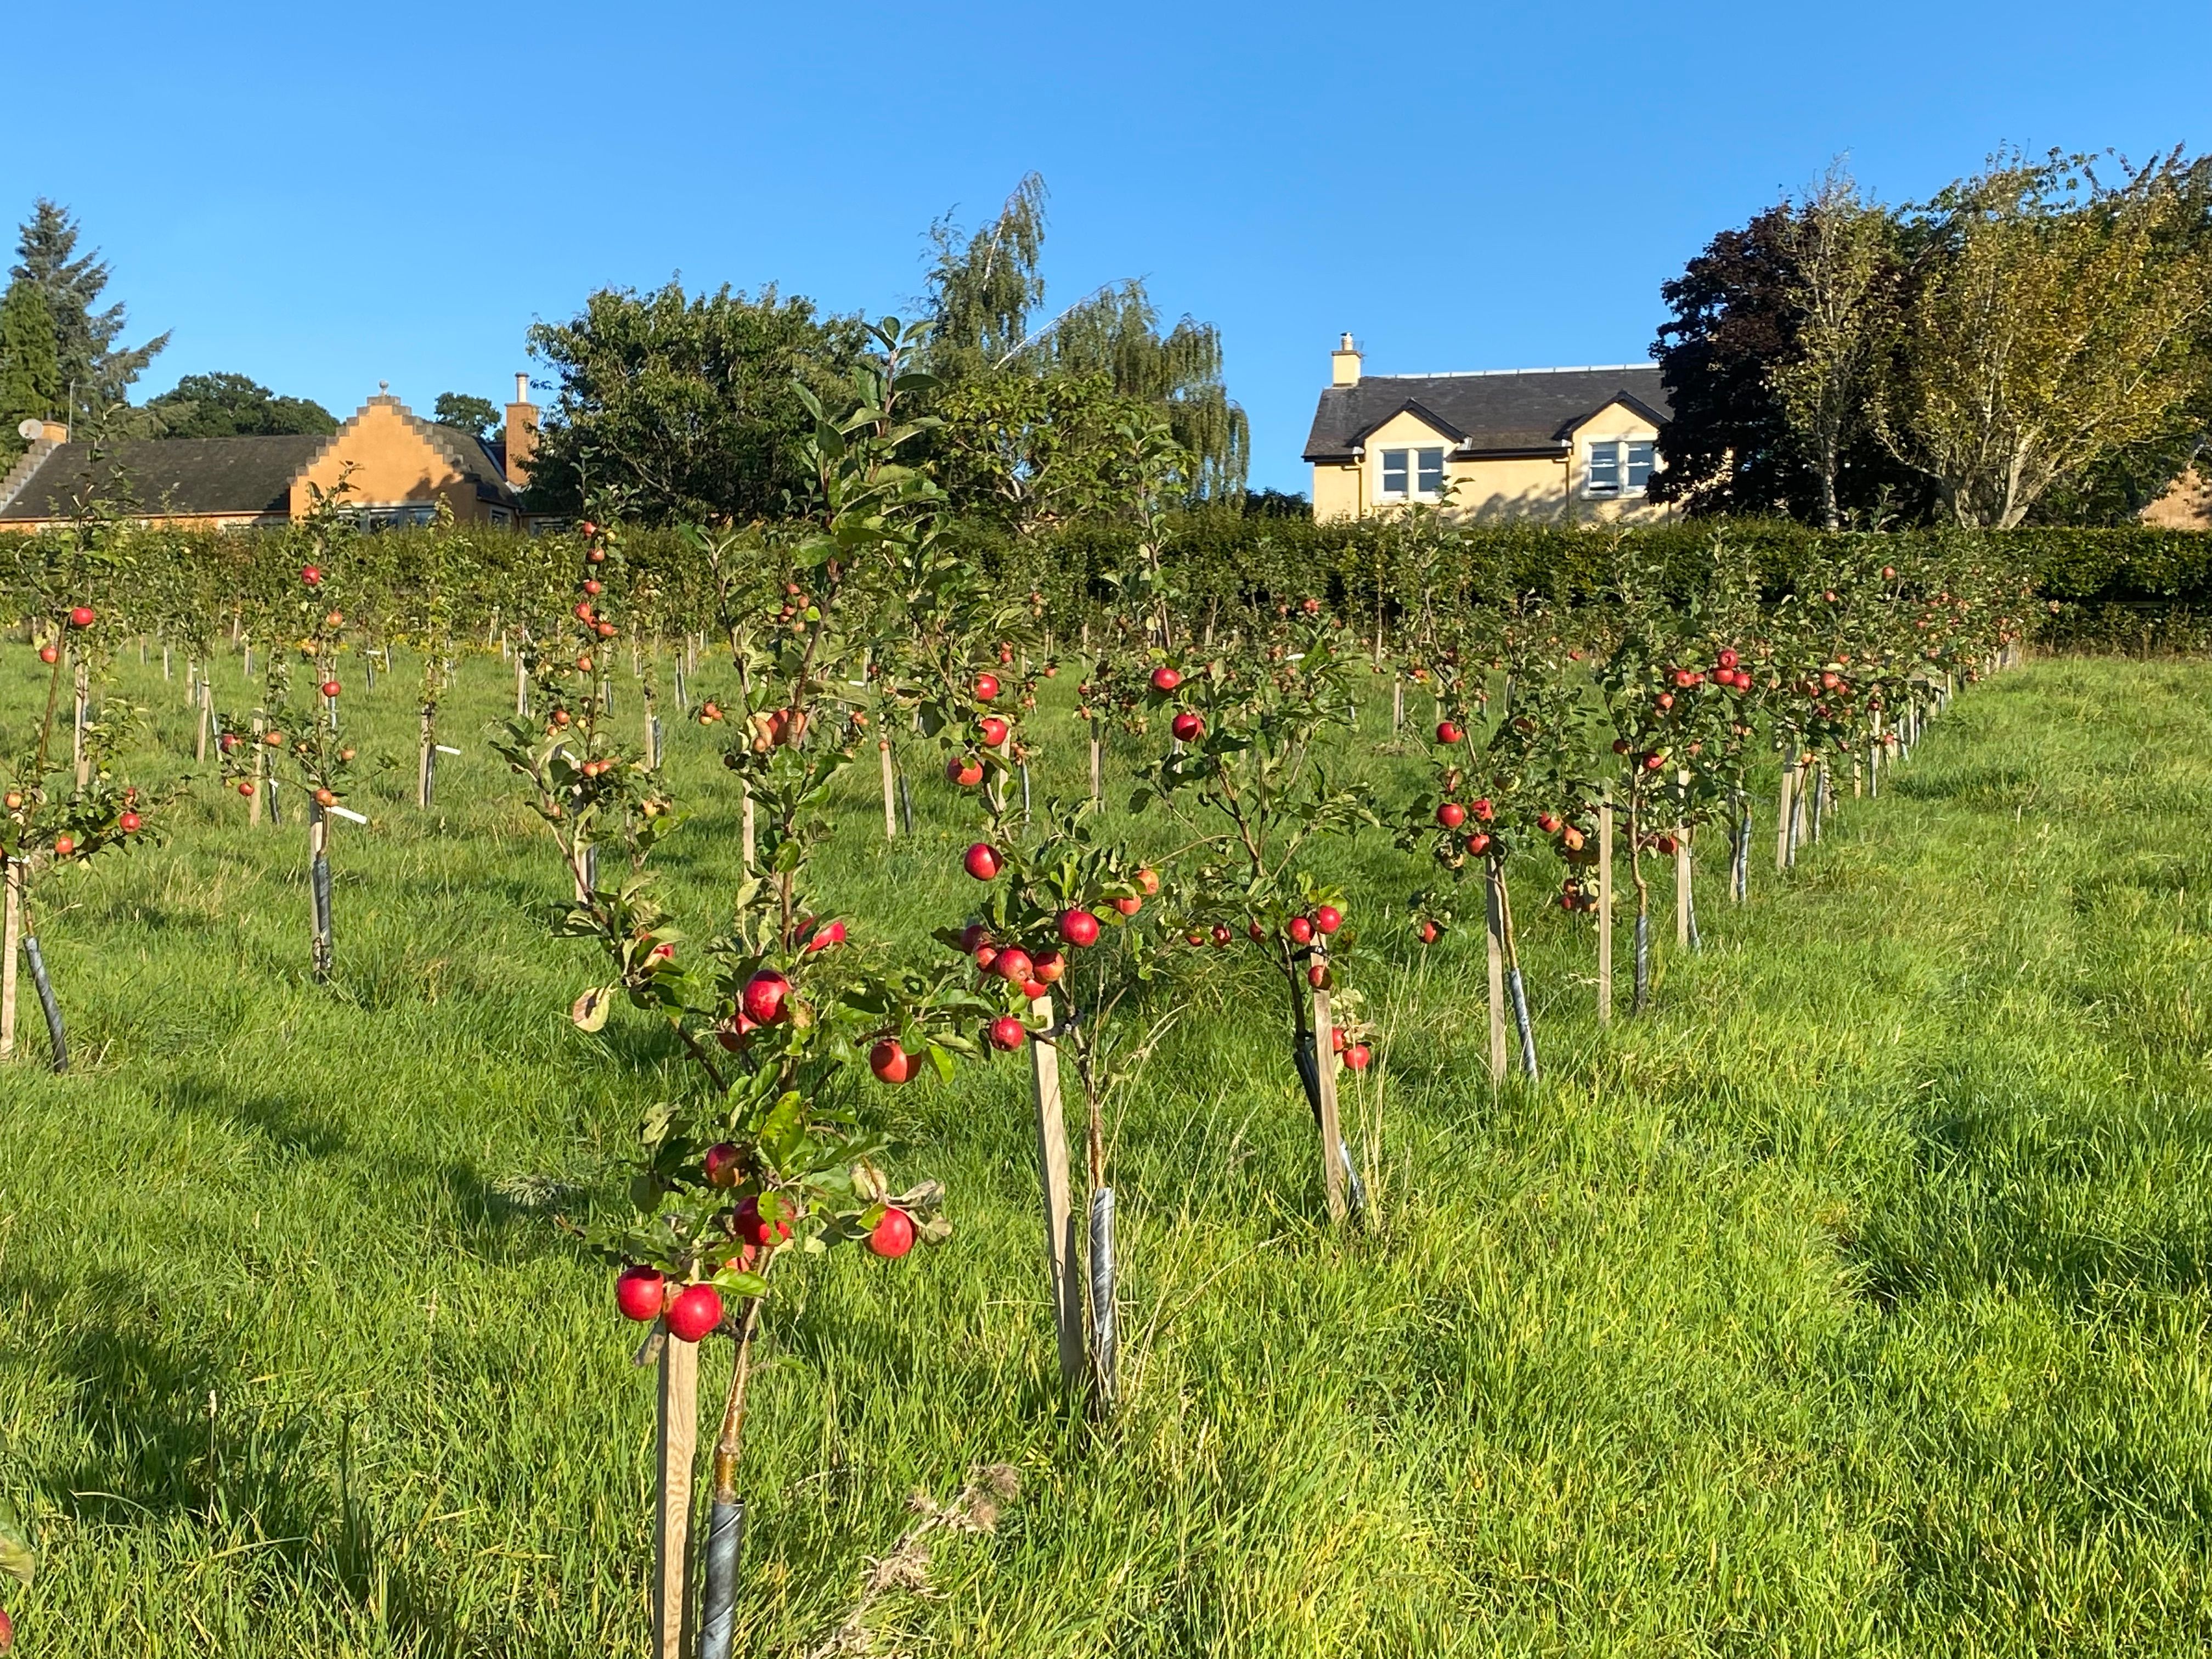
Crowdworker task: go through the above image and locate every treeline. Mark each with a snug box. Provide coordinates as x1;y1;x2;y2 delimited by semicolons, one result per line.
9;514;2211;651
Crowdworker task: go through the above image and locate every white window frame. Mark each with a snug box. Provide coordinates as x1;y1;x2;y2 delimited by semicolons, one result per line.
1583;435;1657;500
1376;443;1449;503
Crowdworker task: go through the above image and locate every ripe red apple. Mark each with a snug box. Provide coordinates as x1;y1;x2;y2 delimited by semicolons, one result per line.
974;944;1000;974
38;646;58;664
588;546;606;563
1718;648;1739;670
1644;754;1665;771
265;730;285;746
989;1015;1028;1051
1034;949;1066;983
963;842;1002;881
1437;802;1466;828
1468;832;1492;855
704;1142;743;1187
666;1283;724;1343
1287;915;1314;945
1657;692;1675;711
1058;908;1100;947
1136;868;1160;896
314;787;336;808
870;1207;917;1259
574;602;595;622
978;715;1009;747
1307;962;1329;988
1301;596;1321;614
1657;834;1678;856
870;1039;915;1084
1210;924;1233;947
53;836;75;857
1151;666;1182;692
1418;919;1441;945
237;781;254;797
995;947;1035;985
1436;721;1463;744
579;520;599;537
119;810;140;832
616;1266;667;1322
974;673;1000;701
1186;929;1207;947
1112;895;1142;916
741;970;789;1025
803;919;847;952
1537;812;1560;833
1;793;18;810
69;606;95;628
947;755;985;787
960;922;991;953
1345;1044;1372;1071
1171;712;1203;742
583;578;602;595
735;1195;793;1248
1022;978;1049;999
320;680;341;698
301;564;323;586
1315;905;1342;935
1330;1027;1347;1053
597;621;618;639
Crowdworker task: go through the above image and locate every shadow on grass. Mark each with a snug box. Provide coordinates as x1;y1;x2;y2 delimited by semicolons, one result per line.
20;1266;494;1657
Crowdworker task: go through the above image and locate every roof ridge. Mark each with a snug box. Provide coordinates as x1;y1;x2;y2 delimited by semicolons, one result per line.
1362;364;1656;380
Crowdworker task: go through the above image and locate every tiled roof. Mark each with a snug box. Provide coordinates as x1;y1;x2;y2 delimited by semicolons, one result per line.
0;435;326;521
1304;365;1670;462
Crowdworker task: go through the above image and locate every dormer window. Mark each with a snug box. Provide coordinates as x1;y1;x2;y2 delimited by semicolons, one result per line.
1380;446;1446;501
1586;439;1656;498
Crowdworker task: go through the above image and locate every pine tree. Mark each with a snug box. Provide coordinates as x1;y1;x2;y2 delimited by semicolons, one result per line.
0;277;61;456
10;198;168;413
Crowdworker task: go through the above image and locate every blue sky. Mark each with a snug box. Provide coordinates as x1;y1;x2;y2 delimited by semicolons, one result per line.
3;2;2200;493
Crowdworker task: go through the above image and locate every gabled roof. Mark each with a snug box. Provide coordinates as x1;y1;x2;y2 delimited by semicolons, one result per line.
1304;364;1670;463
296;393;520;506
0;434;327;521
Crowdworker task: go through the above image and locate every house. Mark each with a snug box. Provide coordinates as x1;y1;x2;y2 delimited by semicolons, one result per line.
0;376;543;532
2141;465;2211;530
1303;335;1674;524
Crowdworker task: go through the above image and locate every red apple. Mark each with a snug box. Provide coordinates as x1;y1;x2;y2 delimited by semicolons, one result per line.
989;1015;1028;1051
995;947;1035;985
68;606;95;628
53;836;74;857
974;673;1000;701
1151;666;1182;692
37;646;58;664
320;680;341;698
741;970;789;1025
1023;978;1049;1000
735;1195;793;1248
1718;648;1739;670
119;810;140;832
237;781;254;797
1058;908;1101;947
1034;949;1066;983
963;842;1002;881
947;755;985;787
978;715;1009;747
1418;919;1441;945
1644;754;1665;771
1112;895;1142;916
666;1284;724;1343
803;919;846;952
1345;1044;1372;1071
301;564;323;586
870;1207;916;1259
1307;962;1328;988
1437;802;1466;828
1210;924;1233;947
869;1039;914;1084
1171;712;1203;742
616;1266;667;1322
1315;905;1342;935
574;602;595;622
974;944;999;974
704;1142;743;1187
1287;916;1314;945
959;922;991;953
1136;868;1160;896
1436;721;1463;744
583;579;602;595
1248;919;1265;941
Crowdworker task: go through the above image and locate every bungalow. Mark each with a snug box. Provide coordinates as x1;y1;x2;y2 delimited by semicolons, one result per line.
1304;336;1674;524
0;377;543;532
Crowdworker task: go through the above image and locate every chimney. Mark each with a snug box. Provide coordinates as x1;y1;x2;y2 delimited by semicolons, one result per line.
29;418;67;444
1331;332;1362;387
503;372;538;489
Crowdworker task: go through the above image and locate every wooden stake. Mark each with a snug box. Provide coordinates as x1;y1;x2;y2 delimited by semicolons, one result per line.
1310;953;1347;1222
1028;994;1085;1388
250;714;266;828
1674;769;1691;949
1088;720;1104;809
1;857;19;1062
1483;865;1508;1081
417;709;436;809
1774;753;1795;873
72;659;89;791
653;1334;698;1659
741;788;755;872
1596;789;1613;1025
879;740;898;840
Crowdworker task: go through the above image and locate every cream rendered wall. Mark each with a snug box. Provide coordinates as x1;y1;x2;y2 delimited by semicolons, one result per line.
1448;455;1571;521
291;398;490;522
1569;399;1673;526
1311;461;1363;521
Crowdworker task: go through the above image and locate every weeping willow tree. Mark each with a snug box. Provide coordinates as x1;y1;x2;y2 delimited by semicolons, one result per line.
924;174;1249;504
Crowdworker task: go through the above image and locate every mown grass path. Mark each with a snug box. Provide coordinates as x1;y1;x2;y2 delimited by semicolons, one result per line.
1;651;2207;1655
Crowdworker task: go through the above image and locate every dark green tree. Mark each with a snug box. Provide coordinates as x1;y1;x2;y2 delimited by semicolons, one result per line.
432;392;502;442
523;281;867;523
10;199;168;412
0;278;61;454
146;372;336;438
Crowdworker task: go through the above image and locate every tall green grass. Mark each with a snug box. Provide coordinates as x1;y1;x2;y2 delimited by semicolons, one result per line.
1;646;2208;1656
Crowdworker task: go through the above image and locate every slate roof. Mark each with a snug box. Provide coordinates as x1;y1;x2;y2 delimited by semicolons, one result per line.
1303;365;1671;463
0;435;327;521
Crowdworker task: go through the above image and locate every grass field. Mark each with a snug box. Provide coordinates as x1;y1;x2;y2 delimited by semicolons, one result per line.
2;645;2210;1657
